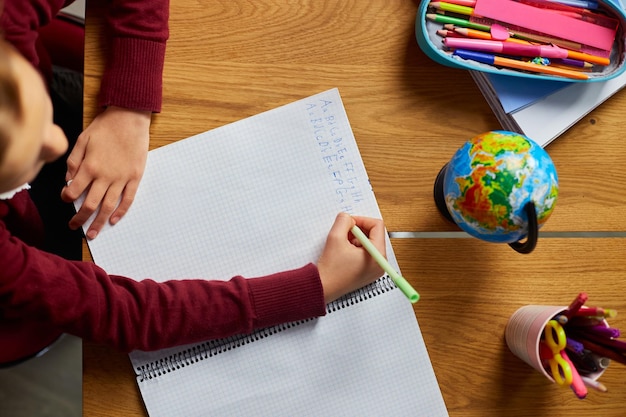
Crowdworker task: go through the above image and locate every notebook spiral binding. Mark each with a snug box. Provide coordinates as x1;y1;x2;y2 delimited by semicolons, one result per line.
135;274;396;382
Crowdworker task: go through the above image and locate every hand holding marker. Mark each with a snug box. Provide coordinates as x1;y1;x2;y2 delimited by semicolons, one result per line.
350;224;419;303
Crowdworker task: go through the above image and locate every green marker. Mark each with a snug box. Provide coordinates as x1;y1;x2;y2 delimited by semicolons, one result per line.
351;225;420;304
425;13;491;32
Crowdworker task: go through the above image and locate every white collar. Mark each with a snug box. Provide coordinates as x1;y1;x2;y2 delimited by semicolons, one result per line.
0;183;30;200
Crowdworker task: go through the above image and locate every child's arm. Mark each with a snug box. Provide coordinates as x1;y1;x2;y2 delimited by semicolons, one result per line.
61;0;171;237
1;212;385;355
0;227;325;353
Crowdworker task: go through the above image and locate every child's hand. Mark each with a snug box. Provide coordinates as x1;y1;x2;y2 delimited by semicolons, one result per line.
317;213;386;303
61;106;151;239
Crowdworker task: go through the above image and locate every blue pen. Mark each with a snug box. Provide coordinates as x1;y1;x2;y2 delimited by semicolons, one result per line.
545;0;599;9
566;337;585;354
453;49;498;65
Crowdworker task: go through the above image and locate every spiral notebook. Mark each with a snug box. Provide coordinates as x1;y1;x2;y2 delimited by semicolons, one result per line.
81;89;448;417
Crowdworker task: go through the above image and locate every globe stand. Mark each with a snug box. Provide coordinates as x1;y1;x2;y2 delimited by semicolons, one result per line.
433;163;454;223
434;163;539;254
508;201;538;254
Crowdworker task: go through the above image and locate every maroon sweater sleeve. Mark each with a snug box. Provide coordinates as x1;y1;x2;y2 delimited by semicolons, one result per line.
0;196;326;355
0;0;168;113
98;0;169;112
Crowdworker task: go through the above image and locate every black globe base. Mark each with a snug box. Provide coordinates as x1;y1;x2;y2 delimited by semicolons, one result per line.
433;163;454;224
508;201;538;254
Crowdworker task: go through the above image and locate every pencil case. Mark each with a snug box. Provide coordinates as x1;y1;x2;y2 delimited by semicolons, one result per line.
415;0;626;82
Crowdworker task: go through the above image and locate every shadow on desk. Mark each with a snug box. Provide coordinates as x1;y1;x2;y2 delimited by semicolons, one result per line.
0;334;82;417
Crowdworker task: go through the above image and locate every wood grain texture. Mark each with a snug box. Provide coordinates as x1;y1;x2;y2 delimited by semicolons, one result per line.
396;238;626;417
83;238;626;417
84;0;626;233
83;0;626;415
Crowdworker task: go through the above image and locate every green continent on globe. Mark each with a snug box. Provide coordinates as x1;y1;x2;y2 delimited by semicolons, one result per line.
454;132;531;231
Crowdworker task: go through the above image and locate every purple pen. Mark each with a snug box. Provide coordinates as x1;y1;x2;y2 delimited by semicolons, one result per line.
586;325;620;339
550;57;592;68
570;328;626;354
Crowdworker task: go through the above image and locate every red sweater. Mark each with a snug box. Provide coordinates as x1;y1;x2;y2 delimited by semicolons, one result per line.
0;0;167;112
0;190;326;364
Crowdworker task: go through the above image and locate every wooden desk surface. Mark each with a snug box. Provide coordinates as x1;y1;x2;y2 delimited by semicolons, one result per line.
83;0;626;416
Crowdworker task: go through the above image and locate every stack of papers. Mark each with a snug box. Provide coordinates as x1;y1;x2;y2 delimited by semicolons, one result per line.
472;70;626;148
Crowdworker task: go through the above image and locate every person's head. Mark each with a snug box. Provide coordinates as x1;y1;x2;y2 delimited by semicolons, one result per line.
0;39;68;194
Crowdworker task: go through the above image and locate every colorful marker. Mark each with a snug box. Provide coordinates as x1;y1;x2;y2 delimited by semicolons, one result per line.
566;347;599;374
549;58;593;68
572;328;626;353
565;49;610;66
597;356;611;369
436;29;461;38
566;337;585;354
574;306;618;318
426;13;491;31
561;350;588;399
443;37;569;58
563;292;589;319
546;0;599;9
575;337;626;365
430;0;477;6
433;15;584;51
581;376;608;393
583;325;621;339
432;0;583;18
506;29;583;51
452;26;531;45
430;1;477;16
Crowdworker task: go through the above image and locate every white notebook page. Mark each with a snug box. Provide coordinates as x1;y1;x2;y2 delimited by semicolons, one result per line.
82;89;448;416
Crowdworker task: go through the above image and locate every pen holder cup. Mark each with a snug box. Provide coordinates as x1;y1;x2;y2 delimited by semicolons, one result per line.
505;305;608;384
415;0;626;82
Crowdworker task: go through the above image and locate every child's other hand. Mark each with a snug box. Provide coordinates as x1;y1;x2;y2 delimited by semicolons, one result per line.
317;213;385;303
61;106;151;239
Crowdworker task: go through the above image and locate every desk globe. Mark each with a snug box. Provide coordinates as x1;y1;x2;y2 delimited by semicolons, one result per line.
434;131;558;253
